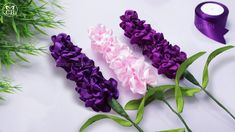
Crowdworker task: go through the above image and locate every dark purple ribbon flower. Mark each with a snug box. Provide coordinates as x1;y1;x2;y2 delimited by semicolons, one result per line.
120;10;187;79
50;33;119;112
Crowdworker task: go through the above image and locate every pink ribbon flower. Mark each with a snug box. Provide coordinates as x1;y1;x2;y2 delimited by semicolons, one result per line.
89;24;157;95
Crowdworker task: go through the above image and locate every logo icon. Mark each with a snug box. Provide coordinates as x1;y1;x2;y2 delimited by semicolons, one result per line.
2;3;18;17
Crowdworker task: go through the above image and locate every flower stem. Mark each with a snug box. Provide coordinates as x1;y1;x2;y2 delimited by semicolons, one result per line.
109;98;144;132
200;87;235;120
162;99;192;132
184;72;235;121
125;116;144;132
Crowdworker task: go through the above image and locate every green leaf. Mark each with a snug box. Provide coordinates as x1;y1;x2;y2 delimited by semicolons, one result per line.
175;51;206;113
175;85;184;113
163;87;200;99
0;16;3;23
202;45;234;88
135;96;145;124
160;128;185;132
0;96;5;101
15;52;30;62
108;98;128;118
124;85;175;110
0;80;19;95
181;87;201;96
124;99;142;110
33;24;48;35
79;114;132;132
0;61;2;70
12;18;20;40
148;85;176;97
184;70;200;86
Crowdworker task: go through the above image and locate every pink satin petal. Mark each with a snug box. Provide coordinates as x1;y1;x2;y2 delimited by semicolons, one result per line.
89;24;158;95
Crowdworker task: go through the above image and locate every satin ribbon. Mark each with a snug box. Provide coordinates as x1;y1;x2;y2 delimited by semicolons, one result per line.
89;24;157;95
194;1;229;44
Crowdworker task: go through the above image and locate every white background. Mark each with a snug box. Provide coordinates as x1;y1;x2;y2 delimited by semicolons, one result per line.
0;0;235;132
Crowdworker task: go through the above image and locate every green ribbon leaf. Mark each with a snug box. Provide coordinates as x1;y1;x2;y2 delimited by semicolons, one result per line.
79;114;132;132
184;70;200;86
175;51;206;113
124;85;200;111
175;85;184;113
181;87;201;96
160;128;185;132
135;96;146;124
124;99;142;110
108;98;129;118
202;45;234;88
124;85;175;110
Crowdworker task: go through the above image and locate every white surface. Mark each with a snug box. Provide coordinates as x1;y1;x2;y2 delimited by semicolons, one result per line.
0;0;235;132
201;3;224;16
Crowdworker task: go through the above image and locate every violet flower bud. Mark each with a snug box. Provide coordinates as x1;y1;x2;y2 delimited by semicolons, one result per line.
50;33;119;112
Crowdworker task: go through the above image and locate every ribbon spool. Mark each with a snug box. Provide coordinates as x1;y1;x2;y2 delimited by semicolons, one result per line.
194;1;229;44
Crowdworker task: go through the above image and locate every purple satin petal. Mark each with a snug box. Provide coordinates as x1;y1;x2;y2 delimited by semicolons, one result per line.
120;10;187;79
50;33;119;113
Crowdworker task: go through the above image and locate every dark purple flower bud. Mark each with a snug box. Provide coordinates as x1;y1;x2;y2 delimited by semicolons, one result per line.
120;10;187;79
50;33;119;112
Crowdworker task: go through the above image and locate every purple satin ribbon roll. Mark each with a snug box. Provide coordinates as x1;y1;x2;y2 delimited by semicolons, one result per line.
194;1;229;44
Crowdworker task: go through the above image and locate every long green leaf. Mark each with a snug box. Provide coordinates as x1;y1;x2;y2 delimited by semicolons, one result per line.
181;88;201;96
15;52;30;62
0;16;3;23
12;18;20;40
202;45;234;88
135;96;145;124
184;70;200;86
79;114;132;132
175;85;184;113
160;128;185;132
175;51;206;113
124;85;200;111
33;24;48;35
148;85;176;96
124;85;175;110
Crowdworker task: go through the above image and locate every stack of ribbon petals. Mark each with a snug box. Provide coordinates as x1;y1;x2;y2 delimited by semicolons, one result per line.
89;25;157;94
120;10;187;79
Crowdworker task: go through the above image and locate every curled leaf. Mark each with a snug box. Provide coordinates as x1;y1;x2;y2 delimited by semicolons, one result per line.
202;45;234;88
79;114;132;132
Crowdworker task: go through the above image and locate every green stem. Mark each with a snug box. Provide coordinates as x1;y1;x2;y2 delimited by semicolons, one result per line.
200;87;235;121
163;100;192;132
109;98;144;132
125;116;144;132
184;71;235;121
